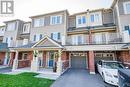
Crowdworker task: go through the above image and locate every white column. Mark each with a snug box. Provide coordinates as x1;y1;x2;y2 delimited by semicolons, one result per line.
56;49;62;75
3;52;9;65
31;50;39;72
12;51;19;71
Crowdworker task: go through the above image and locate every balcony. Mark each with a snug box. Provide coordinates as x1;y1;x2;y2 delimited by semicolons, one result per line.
68;23;116;32
66;33;123;45
0;43;8;51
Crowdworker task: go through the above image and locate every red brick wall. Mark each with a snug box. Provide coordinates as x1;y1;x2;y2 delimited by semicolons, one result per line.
28;51;33;61
88;51;95;73
18;51;33;68
61;51;69;69
117;51;130;63
0;52;5;65
9;52;15;66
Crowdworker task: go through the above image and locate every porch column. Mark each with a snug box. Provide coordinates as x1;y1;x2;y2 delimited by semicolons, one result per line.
56;49;62;75
88;51;95;74
12;51;19;71
3;52;9;65
31;50;39;72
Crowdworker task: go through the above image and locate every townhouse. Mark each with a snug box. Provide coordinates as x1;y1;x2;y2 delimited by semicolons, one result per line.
0;0;130;75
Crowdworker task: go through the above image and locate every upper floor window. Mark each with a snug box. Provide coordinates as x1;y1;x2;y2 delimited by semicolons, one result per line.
90;15;94;22
51;32;60;41
33;34;43;42
7;22;16;31
90;14;100;23
34;18;44;27
124;2;130;14
23;24;30;33
77;16;86;25
124;25;130;34
50;15;62;25
72;35;84;45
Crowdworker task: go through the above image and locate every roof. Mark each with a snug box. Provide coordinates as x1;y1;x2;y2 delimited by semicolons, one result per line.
4;19;24;23
30;10;69;18
71;8;104;16
13;35;63;50
122;43;130;49
111;0;118;8
16;43;36;48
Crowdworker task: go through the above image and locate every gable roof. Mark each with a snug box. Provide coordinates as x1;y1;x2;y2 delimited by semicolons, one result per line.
32;35;63;48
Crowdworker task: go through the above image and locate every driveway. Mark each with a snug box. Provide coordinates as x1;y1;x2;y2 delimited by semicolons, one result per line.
0;67;12;74
51;69;115;87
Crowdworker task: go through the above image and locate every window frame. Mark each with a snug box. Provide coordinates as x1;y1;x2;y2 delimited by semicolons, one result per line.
76;15;87;25
22;53;28;60
7;22;16;31
124;1;130;14
50;15;62;25
33;18;44;27
51;32;61;41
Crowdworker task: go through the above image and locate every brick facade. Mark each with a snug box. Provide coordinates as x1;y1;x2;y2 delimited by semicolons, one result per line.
117;51;130;62
88;51;95;73
61;51;69;70
9;52;15;66
0;52;5;65
18;51;33;68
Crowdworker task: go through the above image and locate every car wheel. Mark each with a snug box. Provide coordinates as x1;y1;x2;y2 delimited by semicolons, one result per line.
102;73;106;82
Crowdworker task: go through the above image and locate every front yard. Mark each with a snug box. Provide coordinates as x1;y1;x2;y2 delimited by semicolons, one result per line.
0;73;54;87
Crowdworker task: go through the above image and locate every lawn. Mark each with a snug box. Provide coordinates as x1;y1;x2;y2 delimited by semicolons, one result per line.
0;73;54;87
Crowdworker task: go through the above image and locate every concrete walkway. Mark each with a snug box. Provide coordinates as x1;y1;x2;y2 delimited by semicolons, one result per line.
51;69;115;87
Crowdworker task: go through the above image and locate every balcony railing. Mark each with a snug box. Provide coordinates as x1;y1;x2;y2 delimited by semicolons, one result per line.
68;23;116;32
66;33;123;45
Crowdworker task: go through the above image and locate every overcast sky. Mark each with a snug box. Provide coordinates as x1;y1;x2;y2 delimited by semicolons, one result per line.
0;0;114;26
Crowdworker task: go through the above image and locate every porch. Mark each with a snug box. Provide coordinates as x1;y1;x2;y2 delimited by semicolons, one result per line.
11;36;69;75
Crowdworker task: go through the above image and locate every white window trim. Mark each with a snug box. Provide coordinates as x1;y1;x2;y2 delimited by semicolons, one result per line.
123;1;130;14
34;18;44;27
72;35;84;45
22;53;28;60
50;15;62;25
76;15;87;28
23;24;30;33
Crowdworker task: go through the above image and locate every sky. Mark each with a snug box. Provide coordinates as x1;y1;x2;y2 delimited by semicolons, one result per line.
0;0;114;26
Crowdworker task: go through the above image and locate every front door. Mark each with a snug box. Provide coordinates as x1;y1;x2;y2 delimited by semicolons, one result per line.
38;52;43;67
48;52;54;68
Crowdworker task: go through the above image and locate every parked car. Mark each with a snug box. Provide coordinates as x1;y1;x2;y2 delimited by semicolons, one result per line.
97;60;126;86
118;69;130;87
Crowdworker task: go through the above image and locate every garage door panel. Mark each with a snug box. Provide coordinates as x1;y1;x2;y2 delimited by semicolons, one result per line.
71;56;87;69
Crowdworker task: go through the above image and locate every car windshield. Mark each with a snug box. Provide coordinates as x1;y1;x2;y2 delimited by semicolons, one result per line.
103;62;124;69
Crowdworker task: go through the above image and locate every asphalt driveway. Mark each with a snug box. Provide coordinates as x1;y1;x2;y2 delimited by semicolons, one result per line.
0;67;12;74
51;69;115;87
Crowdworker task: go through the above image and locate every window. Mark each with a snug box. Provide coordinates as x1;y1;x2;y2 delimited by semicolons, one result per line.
72;35;84;45
7;22;16;31
39;34;43;40
124;2;130;14
77;16;86;25
22;53;28;60
95;14;100;22
33;35;36;41
6;38;8;43
90;15;94;22
51;15;62;25
51;32;60;41
33;34;43;42
124;25;130;34
23;24;30;33
90;14;100;23
34;18;44;27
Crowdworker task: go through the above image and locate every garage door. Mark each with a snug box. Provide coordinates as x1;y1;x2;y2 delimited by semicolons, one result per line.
71;56;87;69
